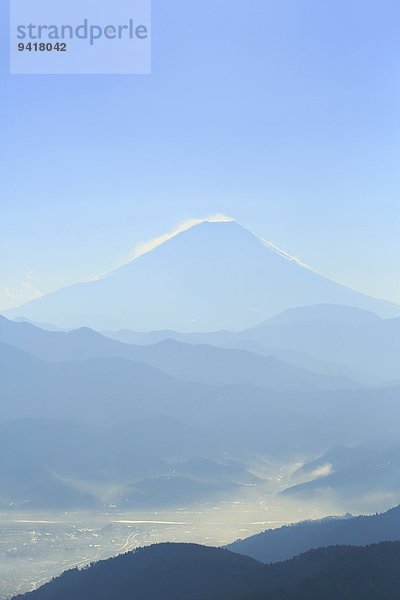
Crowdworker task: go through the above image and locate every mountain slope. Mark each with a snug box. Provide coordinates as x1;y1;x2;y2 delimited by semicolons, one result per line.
239;310;400;382
1;342;400;457
0;316;357;391
4;221;400;331
0;417;256;510
266;304;382;327
0;342;183;423
101;303;400;382
12;544;269;600
0;464;99;511
13;541;400;600
226;504;400;563
282;438;400;500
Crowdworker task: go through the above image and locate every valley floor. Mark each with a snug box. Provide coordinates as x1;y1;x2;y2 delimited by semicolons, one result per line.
2;479;399;600
0;499;326;598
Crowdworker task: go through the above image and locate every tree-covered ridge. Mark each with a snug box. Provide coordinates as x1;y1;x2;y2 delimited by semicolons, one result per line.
226;504;400;563
13;541;400;600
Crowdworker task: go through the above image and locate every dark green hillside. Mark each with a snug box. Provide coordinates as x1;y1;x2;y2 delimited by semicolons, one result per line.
13;541;400;600
226;504;400;563
13;544;268;600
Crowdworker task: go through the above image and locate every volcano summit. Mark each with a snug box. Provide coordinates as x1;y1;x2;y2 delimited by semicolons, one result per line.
4;219;400;331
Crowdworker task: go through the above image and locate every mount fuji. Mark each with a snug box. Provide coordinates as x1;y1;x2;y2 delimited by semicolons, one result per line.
4;219;400;331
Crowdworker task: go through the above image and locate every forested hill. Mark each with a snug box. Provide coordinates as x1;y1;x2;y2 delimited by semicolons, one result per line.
226;504;400;563
13;541;400;600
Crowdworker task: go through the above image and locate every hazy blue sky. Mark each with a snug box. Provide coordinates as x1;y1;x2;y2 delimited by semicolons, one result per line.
1;0;399;311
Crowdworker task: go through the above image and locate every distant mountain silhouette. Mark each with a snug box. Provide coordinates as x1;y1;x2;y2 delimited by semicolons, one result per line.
282;438;400;500
171;457;259;484
6;303;400;383
1;339;400;460
4;221;400;330
102;304;400;383
0;342;182;423
13;316;66;332
2;313;400;510
0;316;357;391
265;304;382;327
13;541;400;600
226;504;400;563
0;462;98;511
0;418;260;509
240;310;400;382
